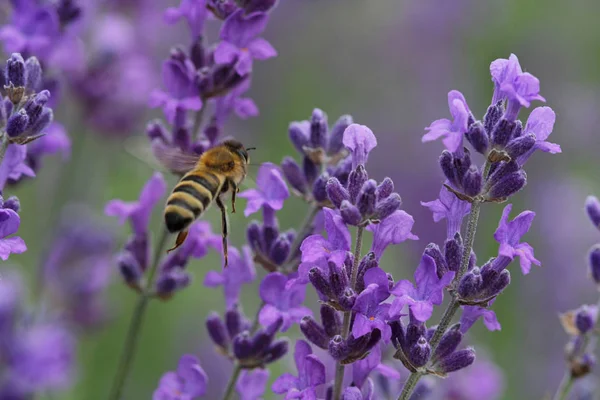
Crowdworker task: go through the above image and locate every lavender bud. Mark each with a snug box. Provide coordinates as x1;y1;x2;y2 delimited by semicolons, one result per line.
462;166;482;197
457;268;483;299
3;197;20;212
320;305;341;337
512;120;523;138
281;157;307;194
29;107;52;135
233;332;253;360
326;177;349;208
338;288;356;310
303;156;319;184
340;200;362;226
269;235;290;265
405;318;426;347
24;56;42;92
376;177;394;201
483;269;510;298
484;103;503;134
265;317;284;336
264;339;289;363
125;234;149;270
505;133;536;159
246;221;262;254
5;53;25;87
328;114;353;155
261;225;279;254
585;196;600;229
329;335;349;360
465;121;489;154
375;193;402;220
310;108;328;149
589;245;600;285
409;336;431;368
347;164;368;203
313;173;329;203
485;161;519;190
309;267;334;298
146;120;169;141
491;118;516;148
435;348;475;374
424;243;449;278
328;260;349;298
357;179;377;217
190;36;205;68
289;121;309;154
249;329;272;357
468;251;477;271
432;327;463;364
488;170;527;199
361;328;382;354
6;110;29;137
331;156;352;186
439;151;457;187
206;313;229;349
117;253;142;286
225;306;244;338
346;332;370;357
444;234;463;273
355;252;378;293
575;306;597;334
156;270;191;297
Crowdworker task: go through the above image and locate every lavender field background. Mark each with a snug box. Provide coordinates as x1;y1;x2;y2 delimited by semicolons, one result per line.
3;0;600;399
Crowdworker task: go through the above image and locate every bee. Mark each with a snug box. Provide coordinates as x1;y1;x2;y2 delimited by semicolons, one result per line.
154;139;254;267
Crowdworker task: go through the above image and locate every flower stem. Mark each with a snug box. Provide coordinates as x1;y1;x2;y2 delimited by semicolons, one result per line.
397;197;483;400
222;363;242;400
552;372;574;400
332;226;364;400
107;227;170;400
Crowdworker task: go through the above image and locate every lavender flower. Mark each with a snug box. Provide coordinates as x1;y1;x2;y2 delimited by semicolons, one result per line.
0;200;26;260
259;272;312;332
422;90;472;153
460;306;501;333
421;184;471;239
352;284;392;342
236;369;269;400
153;355;208;400
272;340;326;398
204;245;256;308
239;162;290;217
367;210;418;260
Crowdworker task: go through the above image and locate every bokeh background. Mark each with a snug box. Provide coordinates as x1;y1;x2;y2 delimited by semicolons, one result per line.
3;0;600;399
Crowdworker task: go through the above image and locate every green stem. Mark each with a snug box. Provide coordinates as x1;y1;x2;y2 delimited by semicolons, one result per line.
552;372;574;400
107;228;169;400
332;226;364;400
222;364;242;400
397;195;483;400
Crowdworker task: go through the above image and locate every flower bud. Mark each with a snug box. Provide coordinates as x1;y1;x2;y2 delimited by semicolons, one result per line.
269;235;290;265
485;161;519;189
424;243;448;279
264;339;289;363
465;120;489;154
328;114;353;155
6;110;29;137
326;177;349;208
261;224;278;254
453;150;472;185
347;164;368;203
206;312;229;349
482;269;510;298
457;268;483;299
3;197;20;212
439;151;457;187
117;252;142;287
309;267;333;298
589;245;600;285
435;348;475;374
303;156;319;184
225;306;245;338
233;331;253;360
328;259;349;298
488;170;527;199
281;157;307;194
338;288;356;310
310;108;328;149
320;305;341;337
249;329;273;357
483;103;503;134
505;133;536;159
575;306;598;334
444;234;463;273
409;336;431;368
289;121;309;154
300;316;328;350
462;166;482;197
375;193;402;220
246;221;262;254
355;252;378;293
357;179;377;218
491;118;516;148
29;107;52;135
155;269;191;297
312;173;329;202
5;53;25;87
340;200;362;226
432;327;462;364
585;196;600;229
512;120;523;138
376;177;394;201
24;56;42;92
329;335;349;360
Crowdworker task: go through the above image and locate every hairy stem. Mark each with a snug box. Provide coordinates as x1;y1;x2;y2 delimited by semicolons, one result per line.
107;228;169;400
397;197;483;400
222;363;243;400
332;226;364;400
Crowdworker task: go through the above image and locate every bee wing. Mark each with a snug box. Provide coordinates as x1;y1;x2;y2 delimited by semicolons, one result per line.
124;136;199;176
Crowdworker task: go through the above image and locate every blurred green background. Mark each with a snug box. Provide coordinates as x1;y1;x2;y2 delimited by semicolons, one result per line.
6;0;600;399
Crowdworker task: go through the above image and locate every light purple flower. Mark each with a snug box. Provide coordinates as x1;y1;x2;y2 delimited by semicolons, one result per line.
297;208;351;283
422;90;471;153
516;106;561;166
493;204;540;274
421;184;471;238
105;172;167;236
149;58;203;124
236;369;269;400
0;144;35;190
352;343;400;389
0;207;26;261
204;246;256;308
343;124;377;169
363;267;391;303
153;354;207;400
164;0;208;37
214;78;259;127
390;254;455;322
259;272;312;332
342;379;375;400
239;162;289;217
367;210;418;260
490;54;545;120
27;122;71;162
437;357;504;400
272;340;326;399
214;10;277;76
460;306;501;333
352;284;392;342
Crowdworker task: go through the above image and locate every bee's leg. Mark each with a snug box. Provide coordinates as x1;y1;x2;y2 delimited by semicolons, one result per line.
166;230;188;253
229;180;238;213
215;196;229;267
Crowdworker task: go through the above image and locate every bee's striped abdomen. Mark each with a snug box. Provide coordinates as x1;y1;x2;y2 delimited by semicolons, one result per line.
164;171;223;233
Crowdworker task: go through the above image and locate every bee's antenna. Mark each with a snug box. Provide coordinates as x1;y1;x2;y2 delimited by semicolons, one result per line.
246;147;257;151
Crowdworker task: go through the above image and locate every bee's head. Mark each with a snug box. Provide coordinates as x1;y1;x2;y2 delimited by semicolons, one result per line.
223;139;254;165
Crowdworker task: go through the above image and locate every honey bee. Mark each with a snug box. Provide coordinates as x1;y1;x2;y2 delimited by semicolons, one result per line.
154;139;253;267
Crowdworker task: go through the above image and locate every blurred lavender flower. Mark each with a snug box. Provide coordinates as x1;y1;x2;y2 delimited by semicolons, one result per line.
422;90;471;153
259;272;312;332
239;162;290;218
272;340;326;398
0;198;26;260
460;305;501;333
153;354;208;400
236;369;269;400
204;245;256;308
432;356;505;400
421;184;470;239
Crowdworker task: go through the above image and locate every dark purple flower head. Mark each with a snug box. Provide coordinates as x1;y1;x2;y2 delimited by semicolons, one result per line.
343;124;377;169
421;184;471;239
492;204;540;274
367;210;418;260
352;284;392;342
422;90;471;153
204;245;256;308
153;354;207;400
586;196;600;229
589;245;600;285
259;272;312;331
390;254;455;322
460;305;501;333
490;54;545;120
272;340;326;398
239;162;289;217
516;107;560;166
214;10;277;75
0;206;26;260
164;0;208;38
236;369;269;400
105;172;167;236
